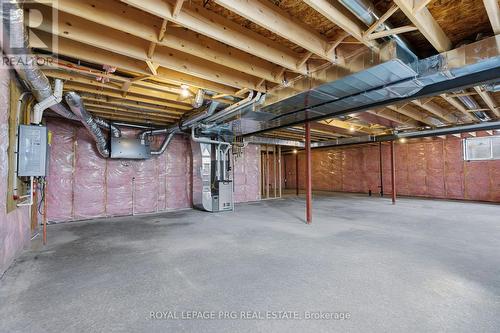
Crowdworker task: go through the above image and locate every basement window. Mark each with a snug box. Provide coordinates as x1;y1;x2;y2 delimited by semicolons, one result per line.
464;136;500;161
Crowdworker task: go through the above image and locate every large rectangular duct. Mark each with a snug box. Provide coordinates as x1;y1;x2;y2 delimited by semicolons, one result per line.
240;36;500;136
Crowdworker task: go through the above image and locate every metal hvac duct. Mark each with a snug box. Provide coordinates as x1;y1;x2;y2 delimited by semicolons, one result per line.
94;117;121;138
0;0;79;121
65;92;110;157
337;0;488;122
239;35;500;136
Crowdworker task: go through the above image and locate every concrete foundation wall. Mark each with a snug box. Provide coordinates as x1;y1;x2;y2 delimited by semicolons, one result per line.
284;134;500;203
46;120;261;222
0;69;30;276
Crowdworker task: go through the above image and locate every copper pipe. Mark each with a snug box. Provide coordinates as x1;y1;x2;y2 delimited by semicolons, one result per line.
305;122;312;224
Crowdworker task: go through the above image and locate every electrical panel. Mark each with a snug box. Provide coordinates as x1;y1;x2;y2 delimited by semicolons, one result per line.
17;125;48;177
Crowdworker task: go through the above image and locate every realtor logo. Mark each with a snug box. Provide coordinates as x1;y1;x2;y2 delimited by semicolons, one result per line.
1;0;58;68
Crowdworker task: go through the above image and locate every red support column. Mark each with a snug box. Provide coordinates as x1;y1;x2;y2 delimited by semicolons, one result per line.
305;122;312;224
390;140;396;205
295;152;299;196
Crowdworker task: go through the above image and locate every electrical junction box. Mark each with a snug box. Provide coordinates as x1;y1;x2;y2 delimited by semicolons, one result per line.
17;125;48;177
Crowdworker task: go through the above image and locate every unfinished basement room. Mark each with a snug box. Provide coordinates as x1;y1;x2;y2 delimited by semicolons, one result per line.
1;0;500;331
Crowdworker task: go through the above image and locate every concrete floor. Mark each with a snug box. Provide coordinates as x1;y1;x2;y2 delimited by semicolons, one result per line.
1;193;500;332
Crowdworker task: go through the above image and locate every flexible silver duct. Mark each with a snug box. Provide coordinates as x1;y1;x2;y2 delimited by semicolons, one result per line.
93;117;121;138
65;92;110;157
337;0;488;122
1;0;79;121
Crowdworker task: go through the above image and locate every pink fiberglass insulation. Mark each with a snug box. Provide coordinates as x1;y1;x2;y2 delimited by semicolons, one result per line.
233;144;261;203
46;120;260;222
73;127;107;219
46;121;75;221
106;159;133;217
46;120;194;222
165;135;192;210
285;135;500;203
0;69;30;275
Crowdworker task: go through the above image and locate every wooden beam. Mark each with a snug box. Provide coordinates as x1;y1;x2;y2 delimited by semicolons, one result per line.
30;7;264;90
388;105;436;126
303;0;379;51
81;95;186;115
147;42;157;59
366;25;418;40
34;0;282;83
440;94;477;122
84;103;178;120
296;52;313;68
212;0;335;62
172;0;185;17
44;70;190;104
413;0;433;13
325;32;349;59
145;60;159;76
411;100;459;123
393;0;452;52
367;109;420;127
483;0;500;35
32;30;238;96
158;19;168;41
120;0;309;74
474;86;500;118
63;82;193;110
364;4;399;37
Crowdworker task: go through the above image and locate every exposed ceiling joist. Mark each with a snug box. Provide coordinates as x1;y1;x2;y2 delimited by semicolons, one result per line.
212;0;335;62
412;100;458;123
363;4;399;37
81;95;185;115
42;0;283;84
303;0;379;51
413;0;433;13
439;94;477;122
474;86;500;118
365;25;418;40
393;0;452;52
44;70;190;105
32;30;238;95
63;82;191;109
121;0;309;74
367;109;420;127
31;6;265;90
483;0;500;35
388;105;435;126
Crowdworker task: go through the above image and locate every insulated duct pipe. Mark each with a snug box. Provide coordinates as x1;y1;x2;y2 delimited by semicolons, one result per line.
337;0;488;122
191;127;231;147
94;117;121;138
203;91;258;123
1;0;79;121
179;101;219;130
65;92;110;157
